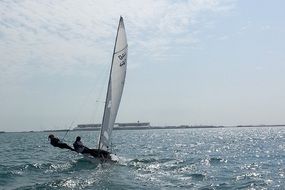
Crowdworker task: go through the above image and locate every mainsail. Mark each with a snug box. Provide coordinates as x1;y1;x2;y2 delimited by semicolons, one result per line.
97;17;128;151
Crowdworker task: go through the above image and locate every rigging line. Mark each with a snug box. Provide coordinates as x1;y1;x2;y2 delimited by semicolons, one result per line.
61;121;74;142
89;59;111;124
60;63;109;140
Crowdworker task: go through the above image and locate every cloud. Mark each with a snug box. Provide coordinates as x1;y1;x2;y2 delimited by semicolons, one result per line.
261;25;271;31
0;0;236;81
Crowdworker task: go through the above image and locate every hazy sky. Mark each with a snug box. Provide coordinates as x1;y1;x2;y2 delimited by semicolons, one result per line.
1;0;285;132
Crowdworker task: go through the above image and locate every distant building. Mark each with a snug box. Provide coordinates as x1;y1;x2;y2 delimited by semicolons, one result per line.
116;122;150;127
73;122;151;131
74;124;101;131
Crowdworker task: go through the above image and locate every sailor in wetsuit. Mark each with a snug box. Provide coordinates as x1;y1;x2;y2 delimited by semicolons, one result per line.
73;136;86;153
73;136;111;159
48;134;74;151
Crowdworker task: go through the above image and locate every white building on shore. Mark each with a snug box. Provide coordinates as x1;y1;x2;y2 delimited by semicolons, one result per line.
73;122;151;131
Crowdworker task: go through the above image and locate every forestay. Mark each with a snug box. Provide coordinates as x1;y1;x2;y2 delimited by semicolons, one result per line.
97;17;128;151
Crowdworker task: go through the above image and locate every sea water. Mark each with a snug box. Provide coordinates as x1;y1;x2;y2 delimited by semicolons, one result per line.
0;127;285;189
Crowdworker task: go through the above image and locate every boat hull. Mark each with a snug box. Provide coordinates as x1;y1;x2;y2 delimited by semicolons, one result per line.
83;153;119;164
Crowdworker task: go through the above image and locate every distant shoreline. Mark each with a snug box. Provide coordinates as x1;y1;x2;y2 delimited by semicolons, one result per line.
2;124;285;133
42;124;285;133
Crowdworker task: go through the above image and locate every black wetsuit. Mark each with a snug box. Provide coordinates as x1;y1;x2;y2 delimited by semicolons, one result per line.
73;140;111;159
50;137;74;151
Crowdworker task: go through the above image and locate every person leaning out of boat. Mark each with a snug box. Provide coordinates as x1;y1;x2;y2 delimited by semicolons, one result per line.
73;136;94;155
73;136;85;153
73;136;110;159
48;134;74;151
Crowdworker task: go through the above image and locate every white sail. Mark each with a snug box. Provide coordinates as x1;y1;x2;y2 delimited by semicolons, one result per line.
97;17;128;151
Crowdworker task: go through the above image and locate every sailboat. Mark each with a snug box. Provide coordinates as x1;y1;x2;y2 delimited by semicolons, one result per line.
84;16;128;163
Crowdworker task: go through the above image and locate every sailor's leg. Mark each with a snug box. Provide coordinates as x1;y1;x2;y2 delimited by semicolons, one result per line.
57;143;74;151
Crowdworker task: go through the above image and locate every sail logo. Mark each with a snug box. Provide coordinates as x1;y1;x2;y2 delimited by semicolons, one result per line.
118;52;126;60
119;52;127;67
120;60;126;67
